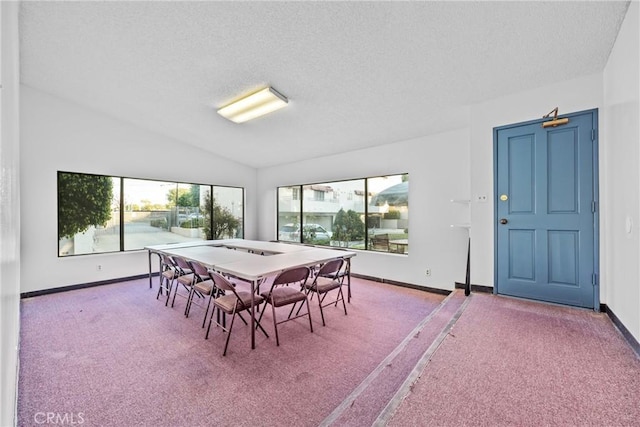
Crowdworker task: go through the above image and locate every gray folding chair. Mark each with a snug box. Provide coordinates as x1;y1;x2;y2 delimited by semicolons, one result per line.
185;260;216;327
258;266;313;346
156;254;178;305
302;258;347;326
318;257;351;303
206;271;269;356
170;256;196;313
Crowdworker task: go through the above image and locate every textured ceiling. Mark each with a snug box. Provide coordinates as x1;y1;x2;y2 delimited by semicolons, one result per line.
19;1;629;168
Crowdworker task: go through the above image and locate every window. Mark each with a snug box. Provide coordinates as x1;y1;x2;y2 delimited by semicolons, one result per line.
58;173;120;256
367;175;409;254
58;171;244;256
303;180;363;246
277;174;408;253
210;186;244;239
277;186;301;243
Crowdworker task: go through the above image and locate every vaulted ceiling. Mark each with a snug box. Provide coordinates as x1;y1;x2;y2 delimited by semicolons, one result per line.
19;1;630;168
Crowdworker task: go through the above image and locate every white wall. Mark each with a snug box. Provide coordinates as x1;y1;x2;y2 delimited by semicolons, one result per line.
257;127;472;289
0;2;21;425
20;86;258;293
257;72;607;295
468;73;604;290
603;0;640;341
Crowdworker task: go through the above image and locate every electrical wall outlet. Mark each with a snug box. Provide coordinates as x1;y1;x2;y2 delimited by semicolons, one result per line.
425;268;432;277
476;195;488;202
96;264;102;271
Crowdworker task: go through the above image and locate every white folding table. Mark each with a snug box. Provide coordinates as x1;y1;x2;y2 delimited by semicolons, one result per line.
145;240;355;349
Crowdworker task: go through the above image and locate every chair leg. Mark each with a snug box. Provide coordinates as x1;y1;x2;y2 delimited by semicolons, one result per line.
222;309;237;356
185;288;205;318
332;277;342;307
271;303;280;346
202;296;212;328
171;283;179;307
339;287;348;315
164;279;174;306
257;303;266;326
205;306;216;339
185;286;195;316
332;274;346;307
306;297;314;333
253;309;269;338
170;279;191;309
157;274;175;301
205;306;227;339
290;301;300;318
342;264;351;303
237;312;249;326
294;287;312;316
316;287;347;326
156;276;164;300
317;292;326;327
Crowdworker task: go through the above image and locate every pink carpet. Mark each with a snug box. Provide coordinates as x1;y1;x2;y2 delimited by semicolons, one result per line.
17;278;640;426
387;293;640;427
18;276;444;426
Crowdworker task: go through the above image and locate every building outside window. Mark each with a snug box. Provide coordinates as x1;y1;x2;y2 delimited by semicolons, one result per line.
277;174;408;253
277;186;301;243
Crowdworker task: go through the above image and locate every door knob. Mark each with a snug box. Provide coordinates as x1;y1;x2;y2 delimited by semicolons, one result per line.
500;218;508;225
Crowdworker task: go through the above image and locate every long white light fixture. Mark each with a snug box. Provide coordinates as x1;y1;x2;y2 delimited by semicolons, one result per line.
217;87;288;123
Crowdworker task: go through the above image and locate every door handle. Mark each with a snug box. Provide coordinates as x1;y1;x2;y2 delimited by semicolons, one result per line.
500;218;508;225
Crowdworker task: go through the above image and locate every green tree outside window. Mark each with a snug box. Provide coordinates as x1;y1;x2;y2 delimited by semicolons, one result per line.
201;191;240;240
332;208;365;248
58;173;113;240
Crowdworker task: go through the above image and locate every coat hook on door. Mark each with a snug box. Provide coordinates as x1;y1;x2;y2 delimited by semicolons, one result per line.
542;107;569;128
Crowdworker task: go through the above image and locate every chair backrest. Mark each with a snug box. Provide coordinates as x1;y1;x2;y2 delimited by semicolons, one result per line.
189;260;210;282
317;258;344;277
272;266;310;287
160;254;175;270
173;256;191;274
209;271;235;293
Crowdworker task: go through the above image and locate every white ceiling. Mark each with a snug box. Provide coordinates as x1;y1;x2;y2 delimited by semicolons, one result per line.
19;1;630;169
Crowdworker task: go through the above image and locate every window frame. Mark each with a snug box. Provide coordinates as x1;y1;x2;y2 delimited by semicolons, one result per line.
277;173;408;253
57;171;245;257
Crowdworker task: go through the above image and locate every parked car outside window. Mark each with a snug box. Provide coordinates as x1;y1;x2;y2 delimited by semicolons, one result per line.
279;223;332;244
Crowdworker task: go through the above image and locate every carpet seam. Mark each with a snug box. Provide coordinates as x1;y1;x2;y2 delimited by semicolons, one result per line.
372;293;473;426
318;290;461;427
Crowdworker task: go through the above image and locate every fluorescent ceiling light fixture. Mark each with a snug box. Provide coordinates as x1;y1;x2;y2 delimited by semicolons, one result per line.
217;87;288;123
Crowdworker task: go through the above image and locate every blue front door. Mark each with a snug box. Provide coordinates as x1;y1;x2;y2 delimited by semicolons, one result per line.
494;110;598;309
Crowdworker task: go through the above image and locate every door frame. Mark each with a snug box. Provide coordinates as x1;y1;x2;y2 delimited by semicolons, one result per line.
492;108;600;310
